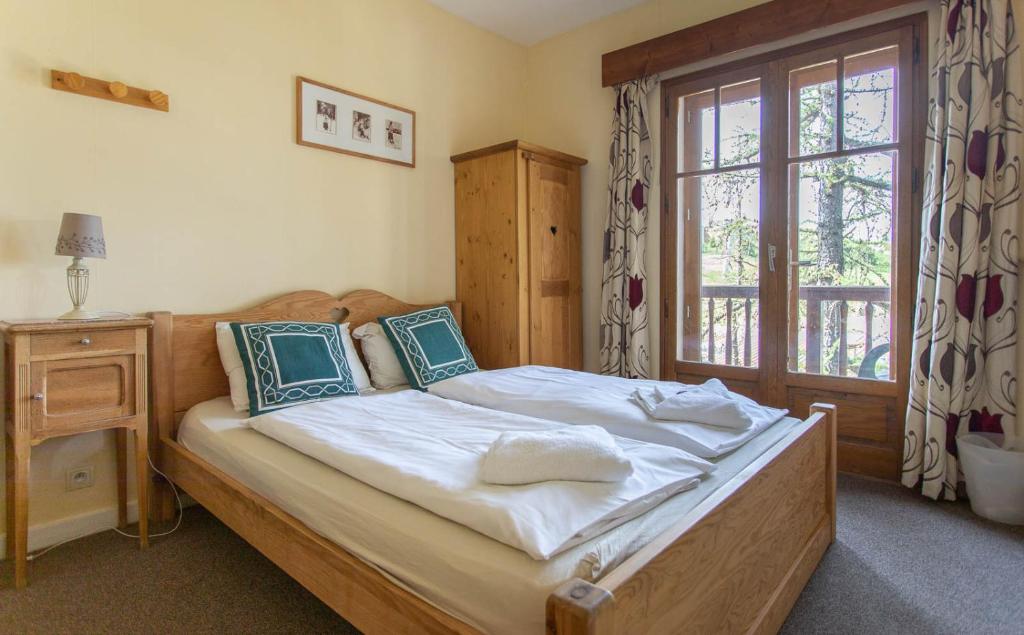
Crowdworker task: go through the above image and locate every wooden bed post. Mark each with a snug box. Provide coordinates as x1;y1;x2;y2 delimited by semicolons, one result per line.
547;578;614;635
148;310;177;523
810;402;838;542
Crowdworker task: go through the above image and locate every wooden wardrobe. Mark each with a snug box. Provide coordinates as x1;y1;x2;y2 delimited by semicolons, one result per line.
451;140;586;371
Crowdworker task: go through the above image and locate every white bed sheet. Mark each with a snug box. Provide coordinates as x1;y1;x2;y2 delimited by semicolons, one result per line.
430;366;788;458
247;391;713;560
178;394;803;634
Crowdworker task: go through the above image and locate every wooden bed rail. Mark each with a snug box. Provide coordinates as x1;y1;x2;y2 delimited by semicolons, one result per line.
158;435;479;635
547;404;838;635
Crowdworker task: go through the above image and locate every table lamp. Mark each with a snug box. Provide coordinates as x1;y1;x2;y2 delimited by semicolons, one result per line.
54;212;106;320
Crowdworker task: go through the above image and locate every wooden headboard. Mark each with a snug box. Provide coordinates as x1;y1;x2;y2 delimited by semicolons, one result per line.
148;289;461;443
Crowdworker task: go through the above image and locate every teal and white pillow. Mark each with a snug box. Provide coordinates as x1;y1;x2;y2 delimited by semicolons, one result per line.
378;306;478;390
231;321;358;416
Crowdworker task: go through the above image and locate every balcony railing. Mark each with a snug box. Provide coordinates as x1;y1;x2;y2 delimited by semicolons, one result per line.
700;285;891;377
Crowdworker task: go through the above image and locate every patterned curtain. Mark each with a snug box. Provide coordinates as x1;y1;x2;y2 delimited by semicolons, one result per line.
903;0;1021;500
600;77;656;378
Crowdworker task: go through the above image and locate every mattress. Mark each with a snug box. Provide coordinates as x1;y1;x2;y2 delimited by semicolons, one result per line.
177;393;803;634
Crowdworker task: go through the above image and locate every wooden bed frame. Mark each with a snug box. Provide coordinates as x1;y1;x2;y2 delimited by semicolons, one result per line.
147;289;837;635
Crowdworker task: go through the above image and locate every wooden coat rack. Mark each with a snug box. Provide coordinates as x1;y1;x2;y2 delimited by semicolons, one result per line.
51;70;169;112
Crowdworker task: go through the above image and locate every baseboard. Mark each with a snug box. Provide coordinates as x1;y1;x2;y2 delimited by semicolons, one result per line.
0;501;139;558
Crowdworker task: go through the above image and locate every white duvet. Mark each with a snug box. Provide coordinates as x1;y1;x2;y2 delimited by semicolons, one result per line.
429;366;789;458
246;390;713;560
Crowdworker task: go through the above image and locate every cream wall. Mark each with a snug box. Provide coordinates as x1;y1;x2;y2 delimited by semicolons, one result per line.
0;0;525;536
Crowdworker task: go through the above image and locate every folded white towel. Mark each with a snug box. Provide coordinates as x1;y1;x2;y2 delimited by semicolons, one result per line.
481;426;633;485
631;379;782;431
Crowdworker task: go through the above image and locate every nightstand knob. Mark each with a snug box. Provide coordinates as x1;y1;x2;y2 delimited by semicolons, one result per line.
79;337;92;345
32;393;44;401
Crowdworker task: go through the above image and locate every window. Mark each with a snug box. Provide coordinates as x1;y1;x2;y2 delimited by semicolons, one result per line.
677;75;764;369
661;17;924;408
787;45;901;379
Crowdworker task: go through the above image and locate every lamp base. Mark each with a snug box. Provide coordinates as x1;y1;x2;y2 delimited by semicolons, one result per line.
58;308;103;320
60;257;98;320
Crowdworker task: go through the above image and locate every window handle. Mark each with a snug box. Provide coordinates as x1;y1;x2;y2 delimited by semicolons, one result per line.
767;245;777;273
791;260;814;267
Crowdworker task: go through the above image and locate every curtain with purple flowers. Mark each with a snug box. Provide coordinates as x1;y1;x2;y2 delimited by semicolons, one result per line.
903;0;1021;500
600;77;656;378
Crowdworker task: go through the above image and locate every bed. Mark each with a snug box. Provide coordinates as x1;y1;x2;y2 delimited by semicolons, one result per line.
148;289;838;634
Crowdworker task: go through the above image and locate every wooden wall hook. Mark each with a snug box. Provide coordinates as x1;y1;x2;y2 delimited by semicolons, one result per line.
50;69;169;112
148;90;168;108
60;71;86;91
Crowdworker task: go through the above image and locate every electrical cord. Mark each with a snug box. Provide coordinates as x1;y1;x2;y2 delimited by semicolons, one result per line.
113;454;184;539
25;453;183;561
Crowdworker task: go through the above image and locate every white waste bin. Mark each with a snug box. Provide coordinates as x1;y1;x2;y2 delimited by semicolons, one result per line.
957;433;1024;525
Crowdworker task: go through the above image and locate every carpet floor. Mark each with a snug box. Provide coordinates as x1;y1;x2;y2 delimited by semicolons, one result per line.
1;473;1021;634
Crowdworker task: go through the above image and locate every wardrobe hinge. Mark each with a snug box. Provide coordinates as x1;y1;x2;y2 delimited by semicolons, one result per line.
664;94;669;113
912;167;920;193
685;304;691;320
912;35;920;65
686;110;691;125
663;192;669;214
664;298;670;319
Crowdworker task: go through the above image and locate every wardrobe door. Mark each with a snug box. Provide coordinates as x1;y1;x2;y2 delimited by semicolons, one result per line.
526;156;582;370
454;150;522;369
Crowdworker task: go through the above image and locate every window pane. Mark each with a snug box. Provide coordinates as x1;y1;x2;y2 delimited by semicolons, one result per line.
790;61;837;157
788;152;895;379
843;46;898;148
680;170;760;367
678;89;715;172
720;79;761;167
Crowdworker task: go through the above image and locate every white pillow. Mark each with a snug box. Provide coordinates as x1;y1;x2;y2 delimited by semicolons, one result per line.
351;321;409;389
215;321;373;412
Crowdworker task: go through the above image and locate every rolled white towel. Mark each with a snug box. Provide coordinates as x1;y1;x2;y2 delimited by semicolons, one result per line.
631;378;731;414
631;379;784;430
481;426;633;485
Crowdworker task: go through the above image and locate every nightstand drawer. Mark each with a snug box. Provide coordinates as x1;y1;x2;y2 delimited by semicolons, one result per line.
30;328;136;358
30;355;136;437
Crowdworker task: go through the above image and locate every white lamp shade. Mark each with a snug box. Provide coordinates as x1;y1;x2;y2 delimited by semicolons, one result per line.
55;212;106;259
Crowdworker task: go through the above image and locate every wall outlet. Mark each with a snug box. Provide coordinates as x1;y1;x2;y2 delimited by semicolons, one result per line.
66;466;95;491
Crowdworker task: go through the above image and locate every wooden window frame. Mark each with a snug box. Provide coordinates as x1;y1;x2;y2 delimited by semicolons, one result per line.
676;68;767;369
659;14;928;404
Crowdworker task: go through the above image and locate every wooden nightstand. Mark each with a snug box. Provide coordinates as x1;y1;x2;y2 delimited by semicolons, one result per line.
1;317;151;589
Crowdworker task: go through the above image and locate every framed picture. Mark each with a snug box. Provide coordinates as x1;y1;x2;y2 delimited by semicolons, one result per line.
296;76;415;167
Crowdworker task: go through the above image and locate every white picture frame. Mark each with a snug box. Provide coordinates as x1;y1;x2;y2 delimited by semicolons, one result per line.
296;76;415;168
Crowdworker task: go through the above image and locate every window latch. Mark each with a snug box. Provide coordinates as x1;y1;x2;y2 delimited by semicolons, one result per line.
767;244;777;273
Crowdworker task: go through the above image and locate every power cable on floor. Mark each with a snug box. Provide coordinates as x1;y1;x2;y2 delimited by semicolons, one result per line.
26;453;183;561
